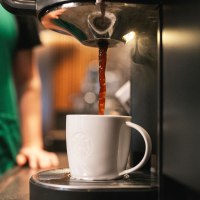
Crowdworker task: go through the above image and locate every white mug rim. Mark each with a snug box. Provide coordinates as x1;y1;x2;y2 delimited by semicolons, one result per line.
66;114;131;119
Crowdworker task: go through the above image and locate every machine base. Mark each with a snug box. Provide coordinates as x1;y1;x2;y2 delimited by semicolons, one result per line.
30;168;158;200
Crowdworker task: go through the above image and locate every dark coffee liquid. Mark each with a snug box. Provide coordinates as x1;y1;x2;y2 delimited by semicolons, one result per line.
98;43;108;115
98;1;108;115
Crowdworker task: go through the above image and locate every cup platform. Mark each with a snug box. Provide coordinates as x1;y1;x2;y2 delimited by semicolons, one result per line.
30;168;158;200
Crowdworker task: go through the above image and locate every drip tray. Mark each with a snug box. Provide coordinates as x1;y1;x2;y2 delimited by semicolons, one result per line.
30;168;158;200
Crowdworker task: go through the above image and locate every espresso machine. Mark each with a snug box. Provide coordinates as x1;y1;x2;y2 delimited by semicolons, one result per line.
1;0;160;199
2;0;200;199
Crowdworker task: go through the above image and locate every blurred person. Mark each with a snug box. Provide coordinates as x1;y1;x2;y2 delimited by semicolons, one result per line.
0;5;59;175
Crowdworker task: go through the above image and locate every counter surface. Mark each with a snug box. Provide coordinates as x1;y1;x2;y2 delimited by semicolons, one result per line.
0;153;158;200
0;153;68;200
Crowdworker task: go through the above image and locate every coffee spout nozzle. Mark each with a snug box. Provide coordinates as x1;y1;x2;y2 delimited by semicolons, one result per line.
40;2;127;48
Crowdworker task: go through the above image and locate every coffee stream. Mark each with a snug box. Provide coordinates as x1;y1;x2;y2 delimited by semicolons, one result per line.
98;44;108;115
98;0;108;115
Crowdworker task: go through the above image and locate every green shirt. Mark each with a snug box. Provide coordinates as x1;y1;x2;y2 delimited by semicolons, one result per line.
0;5;21;175
0;5;41;175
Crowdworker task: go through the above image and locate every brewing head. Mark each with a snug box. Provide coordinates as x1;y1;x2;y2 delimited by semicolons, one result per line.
39;2;129;48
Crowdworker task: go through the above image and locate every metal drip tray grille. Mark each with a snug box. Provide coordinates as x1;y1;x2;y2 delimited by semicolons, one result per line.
30;168;158;191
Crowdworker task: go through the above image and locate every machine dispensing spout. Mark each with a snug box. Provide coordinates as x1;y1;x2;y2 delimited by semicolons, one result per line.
87;11;116;36
38;1;127;48
1;0;139;48
88;0;118;47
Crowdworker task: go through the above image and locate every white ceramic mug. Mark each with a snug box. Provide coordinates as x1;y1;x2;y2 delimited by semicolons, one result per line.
66;115;152;181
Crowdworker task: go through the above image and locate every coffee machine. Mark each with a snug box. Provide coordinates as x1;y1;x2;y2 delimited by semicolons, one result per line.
6;0;200;200
2;0;200;199
1;0;160;199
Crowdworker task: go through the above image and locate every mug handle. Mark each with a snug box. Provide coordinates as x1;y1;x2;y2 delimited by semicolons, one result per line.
119;121;152;176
